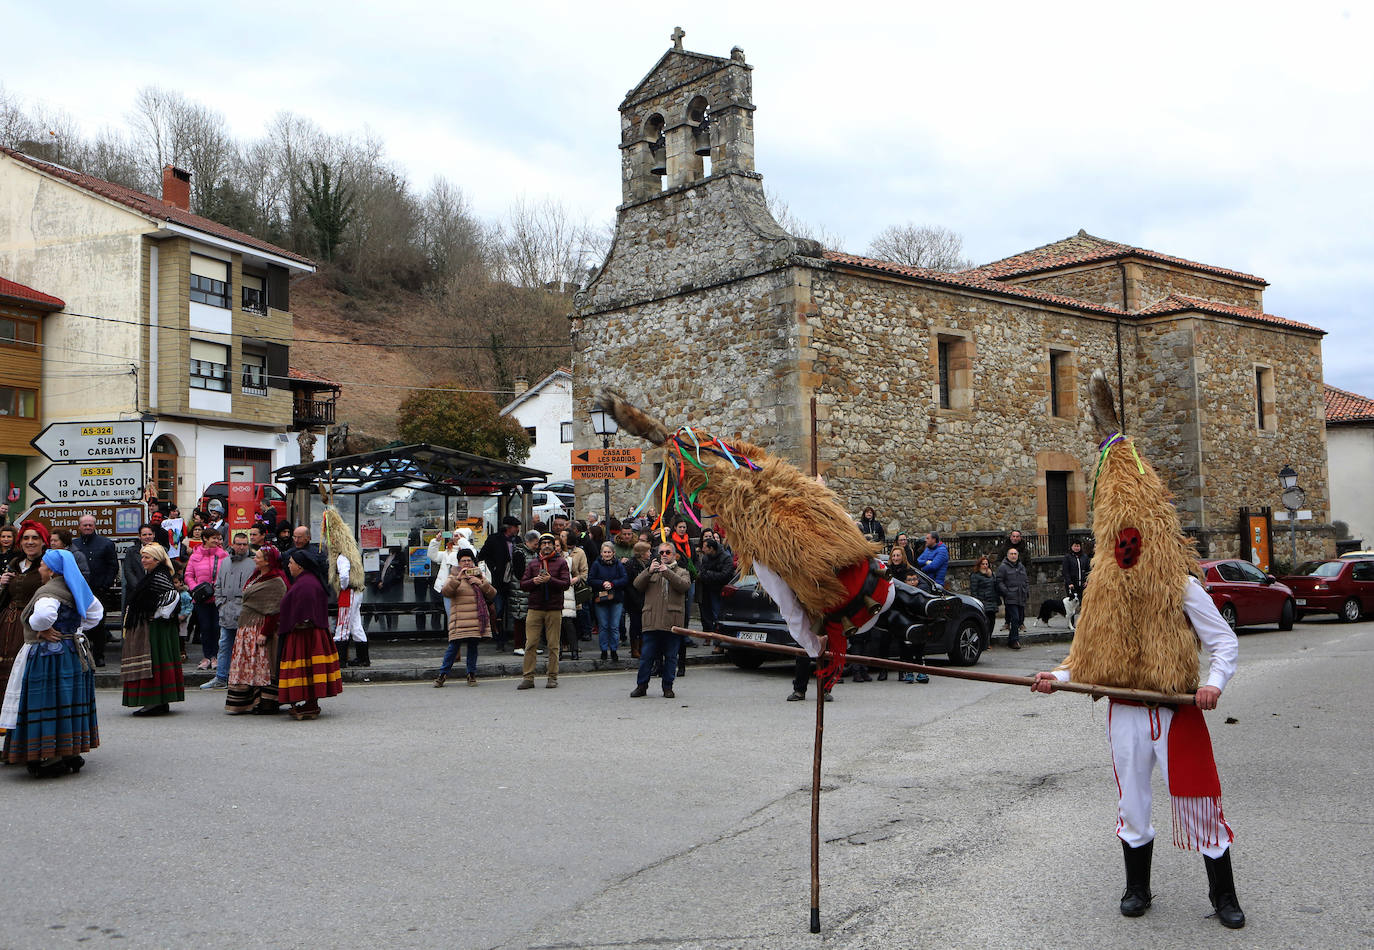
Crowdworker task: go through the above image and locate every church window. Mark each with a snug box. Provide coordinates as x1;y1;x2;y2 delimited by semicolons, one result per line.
1254;365;1276;432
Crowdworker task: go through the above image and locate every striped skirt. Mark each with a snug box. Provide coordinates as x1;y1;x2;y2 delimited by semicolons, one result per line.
278;624;342;705
3;639;99;764
122;617;186;708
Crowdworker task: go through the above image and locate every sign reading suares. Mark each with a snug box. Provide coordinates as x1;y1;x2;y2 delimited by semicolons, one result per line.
31;420;144;462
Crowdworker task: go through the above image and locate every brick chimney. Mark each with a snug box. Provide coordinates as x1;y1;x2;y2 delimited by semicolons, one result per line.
162;165;191;210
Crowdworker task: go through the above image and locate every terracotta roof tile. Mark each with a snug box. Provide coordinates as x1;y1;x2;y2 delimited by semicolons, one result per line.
0;276;64;310
821;251;1129;316
963;230;1267;286
1135;294;1322;334
1325;384;1374;424
289;367;341;388
1;146;314;268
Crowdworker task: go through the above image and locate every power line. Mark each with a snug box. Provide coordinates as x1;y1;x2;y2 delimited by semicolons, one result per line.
55;308;573;350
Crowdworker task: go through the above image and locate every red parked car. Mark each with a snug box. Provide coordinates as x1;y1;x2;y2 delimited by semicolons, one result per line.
1279;558;1374;622
1198;559;1296;631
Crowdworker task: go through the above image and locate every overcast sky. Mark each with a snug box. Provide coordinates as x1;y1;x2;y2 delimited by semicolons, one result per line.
8;1;1372;395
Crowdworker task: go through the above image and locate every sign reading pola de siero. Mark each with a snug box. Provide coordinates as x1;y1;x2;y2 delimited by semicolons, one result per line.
28;420;146;504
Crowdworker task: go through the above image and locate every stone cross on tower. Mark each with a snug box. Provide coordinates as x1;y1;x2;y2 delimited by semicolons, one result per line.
671;26;685;49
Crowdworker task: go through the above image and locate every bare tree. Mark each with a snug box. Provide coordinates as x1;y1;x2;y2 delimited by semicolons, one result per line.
865;223;974;272
421;176;489;286
495;197;602;292
129;86;234;209
764;188;845;252
0;84;37;149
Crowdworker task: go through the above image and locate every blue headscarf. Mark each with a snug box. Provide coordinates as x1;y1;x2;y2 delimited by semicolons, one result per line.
42;549;96;616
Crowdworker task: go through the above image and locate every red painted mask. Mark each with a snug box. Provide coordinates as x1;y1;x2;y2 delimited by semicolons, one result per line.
1115;528;1142;569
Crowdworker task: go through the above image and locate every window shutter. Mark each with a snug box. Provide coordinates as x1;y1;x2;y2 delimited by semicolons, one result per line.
266;265;289;312
266;343;290;390
190;255;229;281
190;340;229;364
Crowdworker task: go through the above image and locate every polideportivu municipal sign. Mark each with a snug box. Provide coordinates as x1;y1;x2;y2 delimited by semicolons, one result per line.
30;462;145;503
30;420;144;462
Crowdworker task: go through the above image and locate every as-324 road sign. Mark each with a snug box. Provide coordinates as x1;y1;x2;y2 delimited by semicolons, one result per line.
31;421;144;462
30;462;144;503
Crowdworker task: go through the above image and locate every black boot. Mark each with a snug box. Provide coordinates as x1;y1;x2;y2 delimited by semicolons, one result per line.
353;641;371;667
336;639;349;669
1204;850;1245;929
1119;839;1153;917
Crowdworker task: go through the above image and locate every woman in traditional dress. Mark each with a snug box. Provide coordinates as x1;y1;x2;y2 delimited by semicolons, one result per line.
0;521;48;687
1;549;103;777
120;543;184;716
277;549;342;721
225;545;289;715
434;550;496;687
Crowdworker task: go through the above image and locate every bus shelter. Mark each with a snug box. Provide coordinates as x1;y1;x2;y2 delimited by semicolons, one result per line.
274;443;549;635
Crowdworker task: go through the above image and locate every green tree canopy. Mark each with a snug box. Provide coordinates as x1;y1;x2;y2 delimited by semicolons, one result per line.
396;387;531;464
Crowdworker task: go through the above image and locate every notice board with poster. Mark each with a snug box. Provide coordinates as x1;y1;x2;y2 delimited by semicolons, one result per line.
408;546;431;577
1242;507;1272;573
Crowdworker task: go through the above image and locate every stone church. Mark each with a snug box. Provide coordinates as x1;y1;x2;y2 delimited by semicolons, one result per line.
572;37;1331;564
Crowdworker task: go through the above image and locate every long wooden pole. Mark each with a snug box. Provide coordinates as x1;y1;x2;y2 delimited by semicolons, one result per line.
674;628;1196;706
809;660;823;933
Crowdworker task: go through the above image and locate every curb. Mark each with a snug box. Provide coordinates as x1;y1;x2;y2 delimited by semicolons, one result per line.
93;650;734;689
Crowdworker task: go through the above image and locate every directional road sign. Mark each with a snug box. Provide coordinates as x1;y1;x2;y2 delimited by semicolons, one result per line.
571;463;641;480
31;420;144;462
571;447;642;466
30;462;145;503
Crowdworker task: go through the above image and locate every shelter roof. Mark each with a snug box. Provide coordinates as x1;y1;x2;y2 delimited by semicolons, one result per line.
963;229;1267;286
0;276;64;310
1;145;314;269
1325;384;1374;425
274;443;548;495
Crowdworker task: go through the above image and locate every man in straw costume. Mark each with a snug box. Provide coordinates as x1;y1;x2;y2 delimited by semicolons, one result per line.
592;387;958;690
322;507;368;668
1032;370;1244;928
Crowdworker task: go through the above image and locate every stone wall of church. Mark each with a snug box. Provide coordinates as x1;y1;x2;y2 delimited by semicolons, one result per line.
1190;316;1331;563
1014;266;1125;309
572;267;803;518
798;266;1139;538
1131;262;1264;310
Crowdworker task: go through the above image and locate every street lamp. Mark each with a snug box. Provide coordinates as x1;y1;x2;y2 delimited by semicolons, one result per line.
589;408;619;530
139;412;157;508
1277;464;1304;569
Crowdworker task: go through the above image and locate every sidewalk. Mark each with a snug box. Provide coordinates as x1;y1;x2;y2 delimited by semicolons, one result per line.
92;634;734;689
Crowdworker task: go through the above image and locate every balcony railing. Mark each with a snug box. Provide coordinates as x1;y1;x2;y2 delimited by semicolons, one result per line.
294;397;336;429
241;287;267;315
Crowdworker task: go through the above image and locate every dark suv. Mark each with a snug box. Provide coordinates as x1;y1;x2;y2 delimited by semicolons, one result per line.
717;567;988;669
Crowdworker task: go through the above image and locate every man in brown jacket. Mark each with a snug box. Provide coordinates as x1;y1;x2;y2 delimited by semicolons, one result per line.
630;540;691;699
517;534;570;689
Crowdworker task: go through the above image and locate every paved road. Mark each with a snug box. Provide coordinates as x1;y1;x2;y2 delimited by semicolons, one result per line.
3;619;1370;949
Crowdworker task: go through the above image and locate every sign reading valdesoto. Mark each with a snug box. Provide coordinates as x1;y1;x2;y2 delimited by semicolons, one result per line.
30;462;145;503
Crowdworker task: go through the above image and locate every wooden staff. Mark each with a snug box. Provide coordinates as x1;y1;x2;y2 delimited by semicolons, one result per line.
674;628;1196;706
809;655;823;933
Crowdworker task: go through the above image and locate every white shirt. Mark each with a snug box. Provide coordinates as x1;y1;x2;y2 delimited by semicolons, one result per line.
1053;576;1238;690
29;595;106;632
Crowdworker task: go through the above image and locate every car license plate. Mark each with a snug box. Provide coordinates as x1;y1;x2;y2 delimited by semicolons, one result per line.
1296;598;1306;606
736;631;767;642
